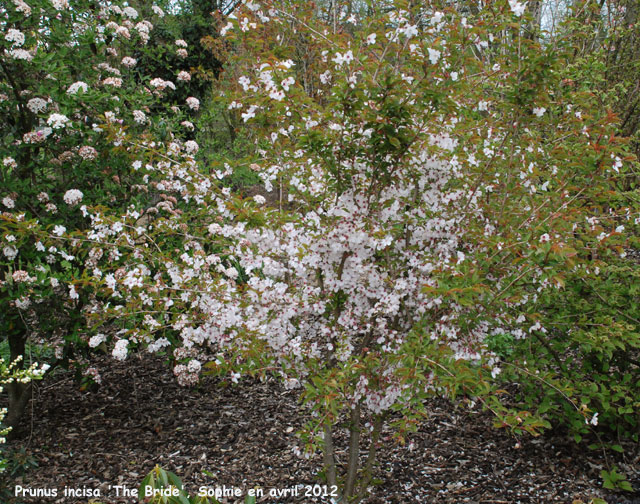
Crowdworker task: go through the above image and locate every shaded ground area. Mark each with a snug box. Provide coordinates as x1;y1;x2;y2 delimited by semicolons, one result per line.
2;355;639;503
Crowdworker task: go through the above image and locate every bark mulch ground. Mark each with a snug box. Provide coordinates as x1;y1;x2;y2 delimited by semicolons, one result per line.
2;355;639;504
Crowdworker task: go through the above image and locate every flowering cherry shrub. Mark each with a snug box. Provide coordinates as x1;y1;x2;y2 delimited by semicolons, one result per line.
1;0;637;499
60;0;631;499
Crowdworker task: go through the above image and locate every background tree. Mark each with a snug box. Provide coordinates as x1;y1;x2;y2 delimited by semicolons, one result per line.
0;0;201;431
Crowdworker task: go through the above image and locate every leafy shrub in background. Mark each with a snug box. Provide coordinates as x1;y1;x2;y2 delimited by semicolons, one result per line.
0;0;202;429
489;0;640;445
498;253;640;442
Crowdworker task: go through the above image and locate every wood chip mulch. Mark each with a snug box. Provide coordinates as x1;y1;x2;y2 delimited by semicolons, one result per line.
2;355;639;504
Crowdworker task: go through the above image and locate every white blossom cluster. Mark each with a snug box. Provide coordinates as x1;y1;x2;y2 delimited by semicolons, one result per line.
63;189;83;206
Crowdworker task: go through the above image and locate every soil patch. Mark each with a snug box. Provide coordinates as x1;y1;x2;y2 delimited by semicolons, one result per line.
2;355;639;503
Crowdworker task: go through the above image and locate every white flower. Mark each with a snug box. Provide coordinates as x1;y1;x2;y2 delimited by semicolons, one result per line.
319;71;331;84
431;11;445;25
133;110;147;124
612;156;623;173
102;77;123;88
343;50;354;64
121;56;137;68
242;105;257;122
123;6;138;19
175;39;188;48
69;285;79;300
238;76;251;91
269;89;285;101
115;26;131;39
8;49;32;61
51;0;69;9
53;225;66;236
402;24;418;38
67;81;89;95
220;21;233;36
533;107;546;117
112;339;129;360
253;194;266;205
5;29;25;47
509;0;527;16
589;412;598;426
149;78;176;91
47;113;70;129
13;0;31;16
187;359;201;373
78;146;98;160
366;33;376;45
186;97;200;110
63;189;83;205
12;270;32;283
15;296;31;309
332;51;354;66
2;196;15;209
184;140;199;154
3;157;17;169
26;97;47;113
177;71;191;82
450;71;458;81
427;48;441;64
3;245;18;260
281;76;295;91
539;233;550;243
88;333;106;348
615;225;624;233
152;5;165;17
240;17;256;31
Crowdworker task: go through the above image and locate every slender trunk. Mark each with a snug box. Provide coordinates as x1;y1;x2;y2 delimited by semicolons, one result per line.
323;423;338;489
344;404;361;498
354;415;384;504
525;0;542;41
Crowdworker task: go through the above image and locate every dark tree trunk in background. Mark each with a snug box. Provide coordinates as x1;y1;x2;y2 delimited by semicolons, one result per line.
4;332;32;438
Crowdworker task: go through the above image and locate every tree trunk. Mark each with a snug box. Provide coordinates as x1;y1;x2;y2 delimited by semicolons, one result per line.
322;423;338;489
344;405;361;498
3;331;31;438
5;382;32;439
